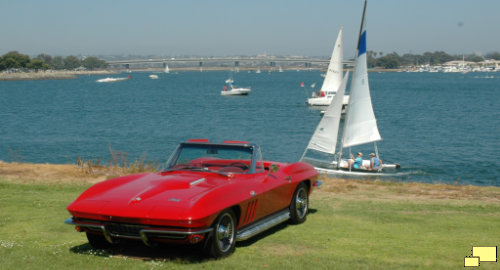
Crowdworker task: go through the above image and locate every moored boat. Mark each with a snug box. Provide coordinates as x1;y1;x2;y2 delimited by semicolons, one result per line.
96;76;129;83
307;27;350;108
221;77;251;96
221;85;251;96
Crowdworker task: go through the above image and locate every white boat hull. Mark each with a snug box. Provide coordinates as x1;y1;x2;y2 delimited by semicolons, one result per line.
221;87;251;96
302;157;401;177
314;166;404;177
307;95;350;106
96;77;128;83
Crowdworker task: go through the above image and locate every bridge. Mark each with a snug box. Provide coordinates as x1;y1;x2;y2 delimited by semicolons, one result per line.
106;57;355;70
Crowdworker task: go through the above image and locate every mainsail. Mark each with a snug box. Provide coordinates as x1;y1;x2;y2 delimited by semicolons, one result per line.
301;28;346;157
341;3;381;149
305;72;349;154
319;28;344;93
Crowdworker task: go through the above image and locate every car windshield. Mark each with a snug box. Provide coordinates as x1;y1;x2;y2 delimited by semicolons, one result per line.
166;143;263;174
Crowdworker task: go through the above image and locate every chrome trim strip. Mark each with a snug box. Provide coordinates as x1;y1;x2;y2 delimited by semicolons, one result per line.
190;177;205;186
236;209;290;241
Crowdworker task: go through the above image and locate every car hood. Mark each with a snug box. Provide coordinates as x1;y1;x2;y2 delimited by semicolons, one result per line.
68;171;227;222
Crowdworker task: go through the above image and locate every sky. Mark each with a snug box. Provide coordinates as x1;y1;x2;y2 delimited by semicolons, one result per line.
1;0;498;57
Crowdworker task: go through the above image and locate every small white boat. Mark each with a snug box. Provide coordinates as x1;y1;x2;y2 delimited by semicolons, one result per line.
149;74;159;79
221;77;251;96
301;1;400;177
164;65;170;74
221;85;251;96
307;27;350;107
96;77;129;83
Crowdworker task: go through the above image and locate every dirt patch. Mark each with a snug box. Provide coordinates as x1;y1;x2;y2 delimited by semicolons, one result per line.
314;174;500;203
0;161;129;185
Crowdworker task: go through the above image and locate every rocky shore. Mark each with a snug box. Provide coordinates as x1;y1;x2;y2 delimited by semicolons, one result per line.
0;70;116;81
0;67;403;81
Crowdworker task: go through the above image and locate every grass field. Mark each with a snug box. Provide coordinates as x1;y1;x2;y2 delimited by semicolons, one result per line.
0;163;499;269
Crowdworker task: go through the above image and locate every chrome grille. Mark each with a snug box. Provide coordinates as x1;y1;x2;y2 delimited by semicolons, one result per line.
106;223;144;236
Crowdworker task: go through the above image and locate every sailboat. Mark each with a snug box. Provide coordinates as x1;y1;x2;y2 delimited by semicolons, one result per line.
301;0;400;176
164;65;170;74
307;28;350;108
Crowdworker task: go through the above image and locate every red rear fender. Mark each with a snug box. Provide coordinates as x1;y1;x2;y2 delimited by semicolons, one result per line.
279;162;319;186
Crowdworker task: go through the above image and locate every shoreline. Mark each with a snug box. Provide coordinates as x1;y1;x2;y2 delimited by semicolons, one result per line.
0;67;404;81
1;161;499;202
0;70;117;81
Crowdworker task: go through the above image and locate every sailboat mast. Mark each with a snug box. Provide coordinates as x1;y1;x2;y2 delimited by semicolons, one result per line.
338;0;367;168
356;0;367;52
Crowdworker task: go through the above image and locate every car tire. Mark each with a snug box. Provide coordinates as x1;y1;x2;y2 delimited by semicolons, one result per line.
203;209;237;258
86;232;112;249
289;182;309;224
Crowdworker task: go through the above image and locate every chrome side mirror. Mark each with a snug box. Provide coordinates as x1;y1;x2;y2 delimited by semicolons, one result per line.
269;164;279;173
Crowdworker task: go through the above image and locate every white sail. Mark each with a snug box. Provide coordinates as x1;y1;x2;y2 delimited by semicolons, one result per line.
301;0;399;175
342;11;381;148
306;71;349;154
320;27;344;93
164;65;170;73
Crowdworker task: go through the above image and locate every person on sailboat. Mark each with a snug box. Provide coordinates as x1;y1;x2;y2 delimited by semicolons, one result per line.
369;153;382;171
350;152;364;169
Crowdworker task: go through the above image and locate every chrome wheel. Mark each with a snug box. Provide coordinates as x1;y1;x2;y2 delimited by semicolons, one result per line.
290;183;309;224
204;209;237;258
215;212;235;253
295;187;308;220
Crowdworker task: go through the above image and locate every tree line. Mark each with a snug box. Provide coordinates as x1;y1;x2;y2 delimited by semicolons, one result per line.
367;51;500;69
2;50;500;71
0;51;109;71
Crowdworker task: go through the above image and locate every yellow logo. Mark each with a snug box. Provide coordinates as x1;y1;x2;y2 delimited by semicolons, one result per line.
464;246;497;267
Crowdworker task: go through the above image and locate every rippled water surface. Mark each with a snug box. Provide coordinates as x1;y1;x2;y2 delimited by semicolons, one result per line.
0;71;499;186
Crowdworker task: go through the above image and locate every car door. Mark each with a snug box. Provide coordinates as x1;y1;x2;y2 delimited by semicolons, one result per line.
249;170;293;219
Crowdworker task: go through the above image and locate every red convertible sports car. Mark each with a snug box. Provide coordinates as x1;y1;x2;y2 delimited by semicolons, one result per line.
65;139;320;258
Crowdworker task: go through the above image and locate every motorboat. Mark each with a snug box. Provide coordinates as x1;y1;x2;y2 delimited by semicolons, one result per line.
221;85;251;96
96;77;129;83
221;75;251;96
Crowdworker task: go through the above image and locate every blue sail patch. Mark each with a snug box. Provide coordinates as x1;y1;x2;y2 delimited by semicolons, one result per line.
358;31;367;56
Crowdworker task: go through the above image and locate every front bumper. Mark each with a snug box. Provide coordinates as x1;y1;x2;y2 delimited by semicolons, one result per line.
65;217;213;246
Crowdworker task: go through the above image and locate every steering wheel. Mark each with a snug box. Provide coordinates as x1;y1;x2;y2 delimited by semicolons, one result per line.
227;162;249;170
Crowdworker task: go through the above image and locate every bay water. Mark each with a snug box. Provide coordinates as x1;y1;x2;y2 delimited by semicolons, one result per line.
0;71;498;186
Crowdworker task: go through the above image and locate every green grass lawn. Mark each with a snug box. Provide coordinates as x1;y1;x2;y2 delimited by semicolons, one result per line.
0;179;499;269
